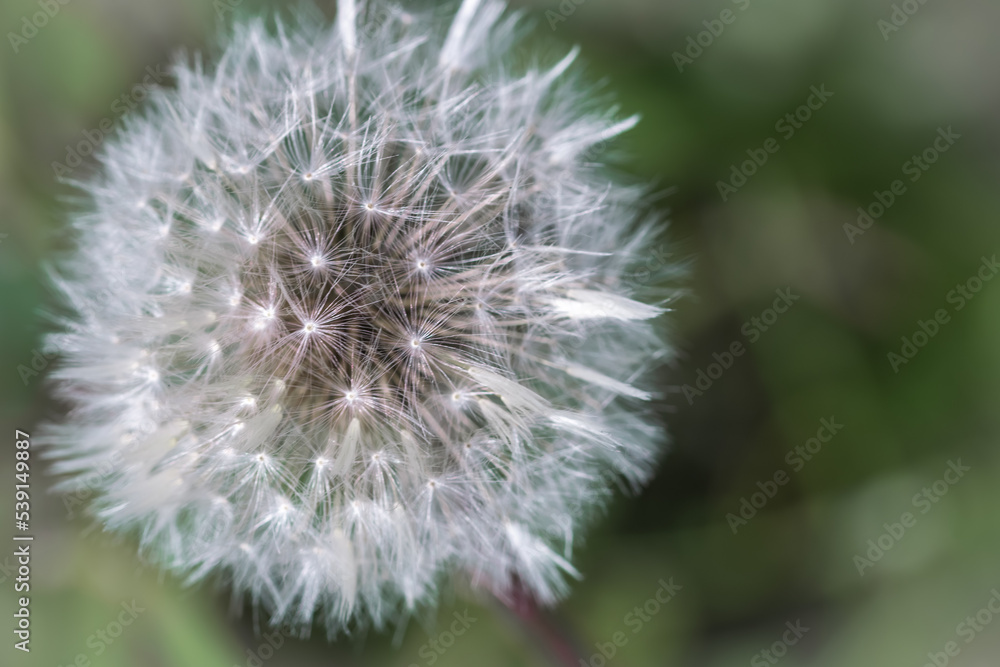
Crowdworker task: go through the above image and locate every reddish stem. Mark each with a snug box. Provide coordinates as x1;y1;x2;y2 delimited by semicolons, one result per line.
499;583;587;667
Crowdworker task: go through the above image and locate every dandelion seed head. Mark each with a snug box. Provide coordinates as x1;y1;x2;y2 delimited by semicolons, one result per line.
42;0;676;637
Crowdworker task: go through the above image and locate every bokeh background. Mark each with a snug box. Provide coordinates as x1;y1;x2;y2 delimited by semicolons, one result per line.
3;0;1000;665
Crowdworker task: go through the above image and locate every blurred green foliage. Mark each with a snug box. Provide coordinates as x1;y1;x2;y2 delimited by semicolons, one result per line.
2;0;1000;665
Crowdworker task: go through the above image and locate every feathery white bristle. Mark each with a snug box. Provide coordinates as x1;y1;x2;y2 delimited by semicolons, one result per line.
337;0;357;57
549;289;665;321
440;0;482;69
561;363;652;401
541;45;581;87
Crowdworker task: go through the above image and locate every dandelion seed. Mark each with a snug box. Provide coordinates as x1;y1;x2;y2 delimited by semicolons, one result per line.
41;0;675;637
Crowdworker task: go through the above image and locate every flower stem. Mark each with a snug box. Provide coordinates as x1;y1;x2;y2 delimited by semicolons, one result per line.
497;584;586;667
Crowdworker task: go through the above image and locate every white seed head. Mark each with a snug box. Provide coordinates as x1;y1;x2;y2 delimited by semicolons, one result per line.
42;0;675;636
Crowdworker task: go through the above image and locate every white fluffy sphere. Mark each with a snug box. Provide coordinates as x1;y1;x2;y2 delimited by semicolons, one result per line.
44;0;674;635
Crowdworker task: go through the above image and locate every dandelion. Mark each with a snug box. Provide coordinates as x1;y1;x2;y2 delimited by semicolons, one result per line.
43;0;676;637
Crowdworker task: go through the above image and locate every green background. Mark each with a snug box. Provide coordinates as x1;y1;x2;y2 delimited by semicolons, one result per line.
2;0;1000;665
